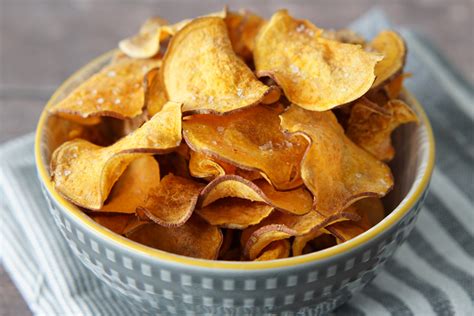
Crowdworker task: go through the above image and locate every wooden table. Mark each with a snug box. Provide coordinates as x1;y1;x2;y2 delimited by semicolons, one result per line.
0;0;472;314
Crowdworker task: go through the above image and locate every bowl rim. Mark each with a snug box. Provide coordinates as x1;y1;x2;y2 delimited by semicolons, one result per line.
35;50;435;270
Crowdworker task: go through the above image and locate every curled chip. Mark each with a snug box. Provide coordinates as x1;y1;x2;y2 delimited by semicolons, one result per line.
369;31;406;88
90;213;148;235
225;10;265;61
242;208;360;259
385;73;411;99
127;215;223;259
326;222;366;243
199;175;312;215
189;151;235;179
162;17;272;114
254;10;382;111
322;29;366;45
255;239;290;261
50;58;162;119
100;156;160;213
145;68;168;117
161;9;227;37
119;17;169;59
51;101;182;209
197;198;274;229
292;229;326;257
280;105;393;215
55;113;101;126
346;98;418;161
183;105;307;190
138;174;204;227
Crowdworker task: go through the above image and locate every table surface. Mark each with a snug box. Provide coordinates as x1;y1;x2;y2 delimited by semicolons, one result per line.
0;0;472;314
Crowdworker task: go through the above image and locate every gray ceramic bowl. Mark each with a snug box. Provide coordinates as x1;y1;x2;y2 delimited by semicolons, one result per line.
35;51;435;315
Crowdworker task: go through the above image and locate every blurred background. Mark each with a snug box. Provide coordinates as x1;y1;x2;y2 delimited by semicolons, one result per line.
0;0;472;315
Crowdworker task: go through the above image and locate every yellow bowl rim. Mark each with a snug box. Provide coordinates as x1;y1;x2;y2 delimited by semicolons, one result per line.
35;50;435;270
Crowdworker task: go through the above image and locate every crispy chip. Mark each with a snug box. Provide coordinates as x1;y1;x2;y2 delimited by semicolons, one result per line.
385;73;411;99
242;208;360;259
322;29;366;45
51;101;182;209
254;10;382;111
197;198;274;229
183;105;307;190
161;9;228;37
189;151;235;179
255;239;290;261
199;175;312;215
90;213;148;235
292;229;326;257
99;156;160;213
346;99;418;161
225;10;265;61
370;31;406;88
280;105;393;215
145;68;168;117
119;17;169;59
127;215;223;259
326;222;366;243
55;113;101;126
162;17;272;114
50;58;162;119
139;174;204;226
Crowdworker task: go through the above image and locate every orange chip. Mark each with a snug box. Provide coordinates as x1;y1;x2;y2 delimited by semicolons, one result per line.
197;198;274;229
242;208;360;259
370;31;406;88
119;17;169;59
292;229;327;257
145;68;168;117
385;73;411;99
255;239;290;261
90;213;148;235
326;222;366;243
99;156;160;213
346;98;418;161
189;151;235;179
127;215;223;259
280;105;393;215
183;105;308;190
162;17;272;114
50;58;162;119
199;175;313;215
161;9;228;37
55;113;101;126
225;10;265;61
254;10;382;111
51;101;182;209
139;174;204;226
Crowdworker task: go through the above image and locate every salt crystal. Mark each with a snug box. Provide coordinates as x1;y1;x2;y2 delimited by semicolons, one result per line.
134;83;141;89
237;88;243;98
114;98;121;105
217;126;224;132
63;170;71;176
76;99;83;105
296;24;305;33
355;173;362;179
290;64;300;74
107;71;116;77
97;98;104;104
259;141;273;151
211;140;217;145
208;96;214;104
284;140;293;148
91;89;98;95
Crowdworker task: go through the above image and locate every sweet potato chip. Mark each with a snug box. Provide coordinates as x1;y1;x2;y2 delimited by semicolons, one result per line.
127;215;223;259
385;73;411;99
138;174;204;227
183;105;307;190
90;213;148;235
119;17;169;59
225;10;265;61
197;198;273;229
189;151;235;179
99;156;160;213
50;58;162;119
370;31;406;88
255;239;290;261
242;208;360;259
280;105;393;215
55;113;101;126
199;175;312;215
162;17;272;114
145;68;168;117
254;10;382;111
346;99;418;161
292;229;327;257
326;222;366;243
161;9;227;37
51;101;182;209
322;29;366;45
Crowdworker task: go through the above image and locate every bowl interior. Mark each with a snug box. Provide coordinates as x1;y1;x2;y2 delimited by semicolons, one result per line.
36;51;434;268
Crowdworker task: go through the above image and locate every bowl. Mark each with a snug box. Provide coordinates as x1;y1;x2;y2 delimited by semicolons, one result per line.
35;50;435;315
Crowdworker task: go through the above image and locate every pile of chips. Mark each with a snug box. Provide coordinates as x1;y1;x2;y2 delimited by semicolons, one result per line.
49;9;417;261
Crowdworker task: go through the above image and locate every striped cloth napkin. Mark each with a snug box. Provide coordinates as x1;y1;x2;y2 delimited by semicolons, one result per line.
1;9;473;316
